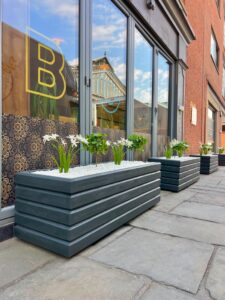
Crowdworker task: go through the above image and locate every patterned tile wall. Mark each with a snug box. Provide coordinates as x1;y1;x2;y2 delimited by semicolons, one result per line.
2;114;79;208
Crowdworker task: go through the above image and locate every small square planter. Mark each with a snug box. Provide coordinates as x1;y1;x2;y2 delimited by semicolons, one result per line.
218;154;225;166
148;157;200;192
190;154;218;174
14;161;161;257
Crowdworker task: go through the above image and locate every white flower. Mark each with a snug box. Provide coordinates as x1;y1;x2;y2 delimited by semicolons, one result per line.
169;139;179;148
67;135;79;148
51;133;59;139
43;134;59;144
76;134;88;145
43;135;51;144
114;138;133;148
126;140;133;148
106;140;111;146
61;139;67;146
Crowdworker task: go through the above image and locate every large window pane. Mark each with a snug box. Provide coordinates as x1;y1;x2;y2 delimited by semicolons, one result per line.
134;29;152;160
157;54;170;156
92;0;127;157
2;0;79;207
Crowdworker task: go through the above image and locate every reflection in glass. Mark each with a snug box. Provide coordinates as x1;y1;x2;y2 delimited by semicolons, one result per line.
2;0;79;123
207;106;216;148
92;0;127;147
134;29;152;160
157;54;170;156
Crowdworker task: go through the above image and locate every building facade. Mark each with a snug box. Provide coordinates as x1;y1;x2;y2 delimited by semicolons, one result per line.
0;0;194;240
183;0;225;153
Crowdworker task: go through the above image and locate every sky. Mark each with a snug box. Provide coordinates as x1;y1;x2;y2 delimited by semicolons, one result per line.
2;0;169;105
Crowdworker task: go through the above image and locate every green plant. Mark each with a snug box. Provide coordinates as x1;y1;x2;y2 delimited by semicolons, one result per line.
128;134;147;153
218;147;225;154
111;138;133;165
164;144;173;159
170;139;189;157
199;143;213;155
82;133;109;166
43;134;81;173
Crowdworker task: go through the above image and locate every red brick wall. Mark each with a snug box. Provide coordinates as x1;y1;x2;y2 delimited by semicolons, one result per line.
183;0;225;154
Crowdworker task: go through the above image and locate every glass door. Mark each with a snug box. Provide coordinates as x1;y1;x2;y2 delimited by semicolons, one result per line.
91;0;127;162
133;28;153;160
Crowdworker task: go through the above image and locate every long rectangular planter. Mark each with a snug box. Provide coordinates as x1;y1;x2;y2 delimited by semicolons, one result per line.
15;162;161;257
148;157;200;192
190;155;218;174
218;154;225;166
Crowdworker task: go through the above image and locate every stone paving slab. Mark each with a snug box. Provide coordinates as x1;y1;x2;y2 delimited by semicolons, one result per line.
189;192;225;207
141;283;197;300
131;210;225;246
0;238;56;289
206;248;225;300
0;257;150;300
153;190;196;212
172;202;225;224
90;228;214;293
80;226;132;257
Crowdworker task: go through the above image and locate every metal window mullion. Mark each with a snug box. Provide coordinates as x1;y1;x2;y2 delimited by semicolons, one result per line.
85;0;92;164
151;47;158;157
79;0;92;165
169;62;176;139
126;17;135;161
79;0;86;165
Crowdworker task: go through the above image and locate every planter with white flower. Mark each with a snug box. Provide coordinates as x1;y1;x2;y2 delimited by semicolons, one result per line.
218;147;225;166
190;143;218;174
149;139;200;192
15;133;161;257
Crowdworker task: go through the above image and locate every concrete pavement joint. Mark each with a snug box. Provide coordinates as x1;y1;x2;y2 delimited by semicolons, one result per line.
85;256;199;298
129;222;225;247
200;247;219;300
0;257;58;292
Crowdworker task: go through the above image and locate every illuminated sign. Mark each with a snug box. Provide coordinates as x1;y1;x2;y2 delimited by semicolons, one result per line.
26;27;66;100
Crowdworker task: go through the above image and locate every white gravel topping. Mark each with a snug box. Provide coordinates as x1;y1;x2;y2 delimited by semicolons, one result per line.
33;161;152;178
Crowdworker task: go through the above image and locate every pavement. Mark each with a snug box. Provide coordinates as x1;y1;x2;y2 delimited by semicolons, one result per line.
1;167;225;300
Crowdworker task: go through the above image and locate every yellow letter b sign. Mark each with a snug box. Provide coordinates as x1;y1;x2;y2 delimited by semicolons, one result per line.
26;28;66;99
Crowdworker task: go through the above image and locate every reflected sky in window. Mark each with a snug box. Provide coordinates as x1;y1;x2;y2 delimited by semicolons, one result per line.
2;0;79;64
134;29;152;106
92;0;127;84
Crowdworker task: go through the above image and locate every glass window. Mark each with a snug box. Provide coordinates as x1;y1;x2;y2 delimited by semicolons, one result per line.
92;0;127;142
1;0;79;208
157;54;170;156
2;0;79;123
211;31;219;68
207;106;216;149
134;28;153;160
215;0;220;11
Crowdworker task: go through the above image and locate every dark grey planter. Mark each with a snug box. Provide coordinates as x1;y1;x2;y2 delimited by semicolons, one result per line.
218;154;225;166
148;157;200;192
190;154;218;174
14;163;161;257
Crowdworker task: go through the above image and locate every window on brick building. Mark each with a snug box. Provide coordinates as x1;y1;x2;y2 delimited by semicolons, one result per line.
223;59;225;98
210;31;219;68
215;0;220;13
